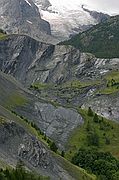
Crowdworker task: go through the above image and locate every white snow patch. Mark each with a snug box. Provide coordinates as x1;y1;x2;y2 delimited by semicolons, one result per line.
87;88;96;96
26;20;33;24
100;70;109;74
25;0;32;6
110;58;119;65
20;144;25;149
94;59;106;68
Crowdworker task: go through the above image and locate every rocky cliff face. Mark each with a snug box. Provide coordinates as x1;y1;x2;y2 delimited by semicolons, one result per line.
0;71;83;150
16;101;83;149
0;2;118;179
0;0;59;44
0;34;119;124
0;110;82;180
33;0;51;10
0;35;80;86
82;92;119;122
82;7;109;23
0;34;118;86
0;18;119;179
0;71;89;179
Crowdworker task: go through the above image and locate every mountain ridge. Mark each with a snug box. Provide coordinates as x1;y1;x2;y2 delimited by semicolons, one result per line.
0;1;119;179
62;15;119;58
1;33;119;124
0;68;96;180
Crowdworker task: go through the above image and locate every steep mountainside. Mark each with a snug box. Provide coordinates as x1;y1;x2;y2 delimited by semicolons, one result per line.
0;71;96;180
1;33;119;123
1;29;119;179
0;70;83;150
0;0;58;44
0;34;80;86
34;0;109;40
0;0;109;43
62;15;119;58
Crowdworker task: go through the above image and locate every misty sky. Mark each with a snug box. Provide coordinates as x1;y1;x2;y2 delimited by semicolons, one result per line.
49;0;119;15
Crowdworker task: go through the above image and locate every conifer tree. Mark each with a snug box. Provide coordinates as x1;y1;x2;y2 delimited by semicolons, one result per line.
88;107;93;116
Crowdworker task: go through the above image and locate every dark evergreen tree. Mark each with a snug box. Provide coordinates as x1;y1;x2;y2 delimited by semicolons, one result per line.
49;142;58;152
72;148;119;180
61;151;65;157
87;131;100;146
105;137;111;145
87;107;93;116
86;121;92;132
93;113;99;123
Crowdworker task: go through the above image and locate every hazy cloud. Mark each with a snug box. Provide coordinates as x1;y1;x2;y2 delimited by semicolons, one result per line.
84;0;119;14
49;0;119;15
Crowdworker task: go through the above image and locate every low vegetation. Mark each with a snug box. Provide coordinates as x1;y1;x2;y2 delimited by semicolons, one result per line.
30;83;51;90
57;156;96;180
98;71;119;94
65;108;119;179
72;148;119;180
6;93;27;108
0;160;49;180
30;80;100;106
0;29;7;40
66;108;119;159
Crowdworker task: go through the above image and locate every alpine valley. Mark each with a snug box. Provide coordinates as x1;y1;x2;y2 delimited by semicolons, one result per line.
0;0;119;180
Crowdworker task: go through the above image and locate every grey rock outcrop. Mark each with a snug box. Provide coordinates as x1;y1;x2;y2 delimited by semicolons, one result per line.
0;0;58;44
0;0;51;34
82;92;119;123
0;118;77;179
82;6;109;23
0;34;119;87
1;34;119;134
33;0;51;10
0;35;81;86
16;101;83;149
0;71;87;179
0;71;83;149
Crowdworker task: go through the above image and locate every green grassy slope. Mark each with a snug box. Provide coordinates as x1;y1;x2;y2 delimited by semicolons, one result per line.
0;29;7;40
97;71;119;95
0;71;28;109
55;155;96;180
0;165;49;180
66;108;119;161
